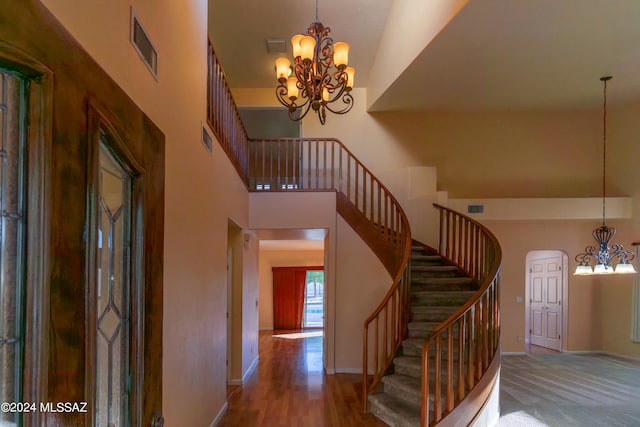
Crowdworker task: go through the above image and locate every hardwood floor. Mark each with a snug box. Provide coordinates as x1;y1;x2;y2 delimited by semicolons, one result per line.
218;330;386;427
218;333;640;426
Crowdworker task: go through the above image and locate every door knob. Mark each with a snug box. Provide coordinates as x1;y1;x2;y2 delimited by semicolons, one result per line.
151;411;164;427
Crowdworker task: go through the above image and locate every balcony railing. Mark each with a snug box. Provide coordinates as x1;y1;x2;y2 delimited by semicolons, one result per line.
207;40;249;184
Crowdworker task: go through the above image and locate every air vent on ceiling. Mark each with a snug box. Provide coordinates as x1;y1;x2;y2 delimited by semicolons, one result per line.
202;123;213;153
467;204;484;214
266;39;287;54
130;9;158;78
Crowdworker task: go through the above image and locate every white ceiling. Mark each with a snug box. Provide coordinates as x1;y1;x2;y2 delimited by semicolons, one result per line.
209;0;640;111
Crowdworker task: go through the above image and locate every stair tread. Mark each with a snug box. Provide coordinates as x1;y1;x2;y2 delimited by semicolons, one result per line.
412;276;473;284
412;290;476;297
411;254;442;261
411;265;458;271
383;373;421;390
368;393;421;426
394;355;421;368
408;321;440;330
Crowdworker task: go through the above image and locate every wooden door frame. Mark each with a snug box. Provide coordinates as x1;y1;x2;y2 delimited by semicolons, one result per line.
0;39;53;427
525;250;569;352
0;2;166;425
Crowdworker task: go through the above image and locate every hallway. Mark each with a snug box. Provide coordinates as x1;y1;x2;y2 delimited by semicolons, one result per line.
218;331;386;427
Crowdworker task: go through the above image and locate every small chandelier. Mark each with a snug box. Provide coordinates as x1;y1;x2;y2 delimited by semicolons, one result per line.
274;0;355;125
574;76;636;275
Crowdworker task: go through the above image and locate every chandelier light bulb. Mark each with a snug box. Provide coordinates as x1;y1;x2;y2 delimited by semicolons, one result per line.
275;57;291;82
291;34;304;58
333;42;350;69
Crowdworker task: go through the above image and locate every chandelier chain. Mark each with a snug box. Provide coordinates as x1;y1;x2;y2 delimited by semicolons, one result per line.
602;76;608;226
315;0;319;22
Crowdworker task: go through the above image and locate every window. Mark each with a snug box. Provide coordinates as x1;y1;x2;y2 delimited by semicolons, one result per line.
303;271;324;328
0;70;27;426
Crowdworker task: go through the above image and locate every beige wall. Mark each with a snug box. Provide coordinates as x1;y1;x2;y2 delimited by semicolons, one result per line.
366;0;469;109
258;249;325;330
40;0;252;424
334;216;391;372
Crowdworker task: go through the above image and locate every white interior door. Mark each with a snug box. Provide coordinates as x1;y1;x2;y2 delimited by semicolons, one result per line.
530;256;562;350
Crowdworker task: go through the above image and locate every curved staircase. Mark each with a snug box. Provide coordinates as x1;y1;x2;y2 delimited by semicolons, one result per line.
369;244;477;426
206;38;502;427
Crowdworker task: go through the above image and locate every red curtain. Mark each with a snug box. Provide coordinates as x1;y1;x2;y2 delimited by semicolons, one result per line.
272;267;322;330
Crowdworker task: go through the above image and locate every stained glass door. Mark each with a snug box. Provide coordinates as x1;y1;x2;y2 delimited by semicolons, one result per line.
95;140;132;427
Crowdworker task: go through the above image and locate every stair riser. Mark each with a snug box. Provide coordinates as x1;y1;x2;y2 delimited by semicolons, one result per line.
395;362;463;382
411;282;474;292
383;382;422;407
411;292;474;306
410;309;458;322
368;395;424;427
412;271;459;279
402;345;463;360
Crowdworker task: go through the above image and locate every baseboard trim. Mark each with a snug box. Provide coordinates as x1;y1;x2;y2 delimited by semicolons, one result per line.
335;368;361;374
209;402;228;427
325;368;335;374
599;351;640;363
228;356;260;386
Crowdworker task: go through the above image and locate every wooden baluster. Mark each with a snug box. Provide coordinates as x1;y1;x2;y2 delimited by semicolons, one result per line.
362;326;369;410
363;170;367;219
483;294;489;369
446;325;454;413
384;194;388;241
422;343;431;427
457;215;463;267
347;156;351;200
467;310;475;391
391;292;397;351
338;146;343;193
457;317;465;402
377;184;382;233
331;140;335;190
434;336;442;423
355;162;359;209
315;139;319;189
323;139;327;189
374;317;379;380
383;305;388;365
277;140;281;189
475;301;482;381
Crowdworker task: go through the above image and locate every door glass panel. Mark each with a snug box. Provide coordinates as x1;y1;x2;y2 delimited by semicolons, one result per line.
96;140;131;427
303;271;324;328
0;71;26;427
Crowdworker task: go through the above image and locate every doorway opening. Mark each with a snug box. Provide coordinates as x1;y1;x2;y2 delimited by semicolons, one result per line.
525;250;569;353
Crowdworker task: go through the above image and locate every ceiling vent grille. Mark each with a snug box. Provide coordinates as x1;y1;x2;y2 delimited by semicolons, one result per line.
130;10;158;78
266;39;287;54
467;204;484;214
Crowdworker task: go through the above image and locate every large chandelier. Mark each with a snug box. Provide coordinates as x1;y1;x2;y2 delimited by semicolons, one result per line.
574;76;636;275
274;0;354;125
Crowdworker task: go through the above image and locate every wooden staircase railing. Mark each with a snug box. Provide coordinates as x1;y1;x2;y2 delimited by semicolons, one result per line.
421;204;501;426
206;38;500;427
